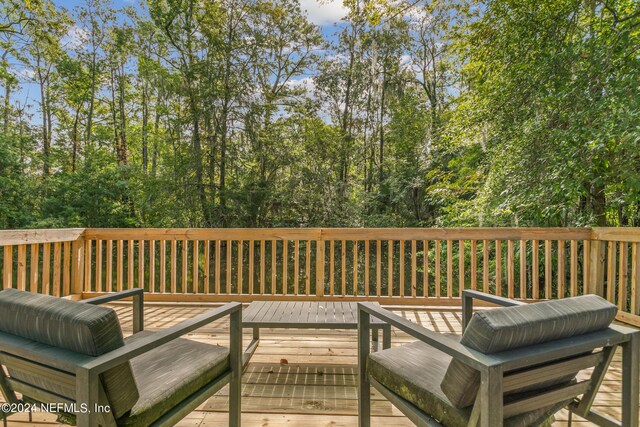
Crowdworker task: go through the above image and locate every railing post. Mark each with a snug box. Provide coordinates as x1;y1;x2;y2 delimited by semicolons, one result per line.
72;234;86;296
589;236;605;297
316;231;325;298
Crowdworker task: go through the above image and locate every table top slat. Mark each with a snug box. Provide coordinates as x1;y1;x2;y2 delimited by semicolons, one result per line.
242;301;387;329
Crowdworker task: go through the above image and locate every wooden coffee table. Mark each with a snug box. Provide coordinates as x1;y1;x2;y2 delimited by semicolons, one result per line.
242;301;391;365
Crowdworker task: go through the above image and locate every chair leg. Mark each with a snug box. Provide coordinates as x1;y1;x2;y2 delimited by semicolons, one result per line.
621;332;639;427
358;309;371;427
567;409;572;427
229;309;242;427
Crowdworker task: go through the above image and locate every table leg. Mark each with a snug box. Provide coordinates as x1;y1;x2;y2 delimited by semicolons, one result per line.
382;326;391;349
243;327;260;368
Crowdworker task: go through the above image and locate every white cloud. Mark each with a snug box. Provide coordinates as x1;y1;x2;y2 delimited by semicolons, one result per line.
9;66;35;81
62;25;89;50
286;76;316;95
298;0;347;26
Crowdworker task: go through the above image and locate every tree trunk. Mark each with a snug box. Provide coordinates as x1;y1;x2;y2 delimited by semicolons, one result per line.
142;80;149;172
71;107;80;172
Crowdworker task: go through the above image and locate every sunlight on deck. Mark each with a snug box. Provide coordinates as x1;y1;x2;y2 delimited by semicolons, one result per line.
3;304;630;427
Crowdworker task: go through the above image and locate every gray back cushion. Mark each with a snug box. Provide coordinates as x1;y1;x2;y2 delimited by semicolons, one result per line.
441;294;617;408
0;289;139;419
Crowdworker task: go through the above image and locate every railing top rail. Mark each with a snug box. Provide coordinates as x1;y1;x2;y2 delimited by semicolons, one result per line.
82;227;592;241
2;227;639;244
84;228;323;241
319;228;591;240
591;227;640;243
0;228;85;246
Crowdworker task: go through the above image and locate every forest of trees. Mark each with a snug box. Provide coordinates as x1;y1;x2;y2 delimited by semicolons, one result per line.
0;0;639;229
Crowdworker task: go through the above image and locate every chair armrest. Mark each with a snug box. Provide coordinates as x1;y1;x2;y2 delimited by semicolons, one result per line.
357;302;498;371
462;290;524;332
83;288;144;333
79;302;242;376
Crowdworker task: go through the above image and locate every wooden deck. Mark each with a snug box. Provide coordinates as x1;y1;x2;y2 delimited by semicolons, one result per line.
3;303;635;427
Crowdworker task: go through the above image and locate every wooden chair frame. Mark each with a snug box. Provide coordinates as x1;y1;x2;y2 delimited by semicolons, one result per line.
0;289;242;427
358;290;639;427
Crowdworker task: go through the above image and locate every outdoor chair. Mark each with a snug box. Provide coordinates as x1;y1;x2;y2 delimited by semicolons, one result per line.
357;289;639;427
0;288;242;427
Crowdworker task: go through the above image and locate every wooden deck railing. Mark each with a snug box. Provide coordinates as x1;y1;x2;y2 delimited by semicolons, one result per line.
1;228;639;325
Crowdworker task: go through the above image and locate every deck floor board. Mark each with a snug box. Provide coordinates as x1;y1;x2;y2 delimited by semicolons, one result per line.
2;303;636;426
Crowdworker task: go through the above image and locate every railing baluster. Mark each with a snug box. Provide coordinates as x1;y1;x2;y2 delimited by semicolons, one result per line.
618;242;628;311
632;243;639;315
411;240;416;297
170;240;177;293
30;244;39;293
271;240;276;295
53;242;61;296
366;240;371;297
353;240;359;296
544;240;551;299
435;240;441;297
43;243;51;295
192;240;198;293
226;240;232;294
507;240;514;299
570;240;578;297
342;240;346;296
376;240;382;297
215;240;221;294
295;240;300;295
558;240;565;298
447;240;453;297
249;240;254;295
495;240;502;296
423;240;429;297
532;240;539;299
63;241;71;296
470;240;477;291
399;240;405;297
260;240;265;295
282;240;287;295
83;240;91;293
182;240;188;293
202;240;211;294
519;240;526;299
583;239;591;294
2;246;12;289
128;240;134;290
388;240;393;297
106;240;113;292
160;240;166;293
329;240;334;296
458;240;464;297
17;244;26;291
237;240;243;294
482;240;488;293
96;240;103;293
150;240;156;293
139;240;146;291
305;240;311;296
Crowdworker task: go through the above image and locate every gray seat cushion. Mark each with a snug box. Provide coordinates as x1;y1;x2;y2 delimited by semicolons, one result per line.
118;331;230;427
0;289;139;419
441;294;617;408
368;340;559;427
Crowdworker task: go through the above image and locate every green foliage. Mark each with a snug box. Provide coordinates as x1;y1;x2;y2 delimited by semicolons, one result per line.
1;0;639;229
